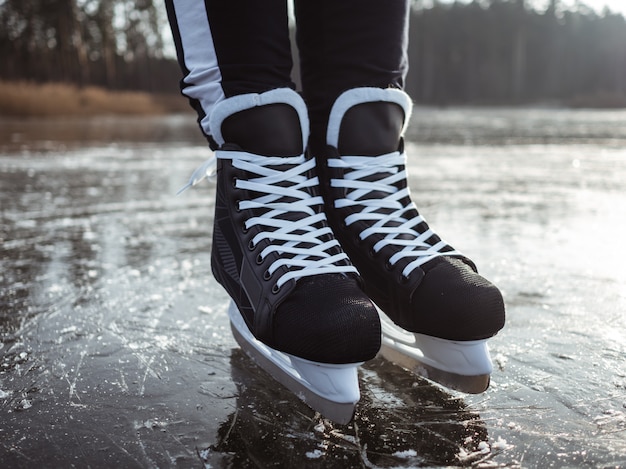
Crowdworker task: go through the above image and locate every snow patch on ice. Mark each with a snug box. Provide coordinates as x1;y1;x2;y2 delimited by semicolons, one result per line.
313;422;325;433
17;399;32;410
507;421;521;431
197;447;213;468
198;305;213;315
493;352;508;370
48;284;64;293
134;418;165;431
393;449;417;458
459;440;493;462
492;436;513;451
198;449;210;459
477;441;491;454
463;437;512;460
305;449;324;459
329;430;356;444
0;389;11;399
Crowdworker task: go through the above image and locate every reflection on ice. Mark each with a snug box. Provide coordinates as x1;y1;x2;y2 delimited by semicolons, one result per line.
204;351;496;468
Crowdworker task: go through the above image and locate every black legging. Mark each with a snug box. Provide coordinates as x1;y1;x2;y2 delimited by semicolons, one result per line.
165;0;409;151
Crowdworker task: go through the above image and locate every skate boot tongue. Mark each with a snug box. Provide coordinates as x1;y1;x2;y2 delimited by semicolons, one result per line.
337;101;405;157
336;100;418;238
330;98;458;277
222;103;303;157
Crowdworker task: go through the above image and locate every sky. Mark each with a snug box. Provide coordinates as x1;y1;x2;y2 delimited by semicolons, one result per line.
557;0;626;14
451;0;626;15
532;0;626;14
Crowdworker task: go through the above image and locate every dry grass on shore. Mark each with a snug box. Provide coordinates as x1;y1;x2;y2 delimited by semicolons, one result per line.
0;81;190;117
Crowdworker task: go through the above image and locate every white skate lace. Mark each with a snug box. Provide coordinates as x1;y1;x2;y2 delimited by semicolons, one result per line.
180;151;357;290
328;151;461;278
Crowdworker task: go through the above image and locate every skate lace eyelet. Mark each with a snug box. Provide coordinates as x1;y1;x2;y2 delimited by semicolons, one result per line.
398;273;409;284
385;260;394;271
256;254;263;265
235;200;241;212
242;224;249;234
368;247;376;258
263;270;272;280
272;283;280;294
231;177;238;188
248;240;255;250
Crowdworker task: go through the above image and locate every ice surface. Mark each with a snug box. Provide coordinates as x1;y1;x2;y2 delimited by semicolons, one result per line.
2;110;626;467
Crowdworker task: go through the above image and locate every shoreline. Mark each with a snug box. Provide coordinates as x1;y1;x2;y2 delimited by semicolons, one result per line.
0;81;191;117
2;81;625;118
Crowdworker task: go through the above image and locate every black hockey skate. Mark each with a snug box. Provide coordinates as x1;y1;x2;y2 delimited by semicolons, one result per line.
181;88;381;423
317;87;505;393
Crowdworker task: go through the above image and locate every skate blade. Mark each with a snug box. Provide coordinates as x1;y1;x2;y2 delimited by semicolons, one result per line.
228;301;361;424
379;311;492;394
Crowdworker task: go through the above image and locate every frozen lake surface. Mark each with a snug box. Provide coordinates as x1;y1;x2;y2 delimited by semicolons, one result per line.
1;108;625;467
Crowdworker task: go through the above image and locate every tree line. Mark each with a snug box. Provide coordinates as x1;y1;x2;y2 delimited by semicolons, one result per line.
0;0;180;93
405;0;626;105
1;0;625;105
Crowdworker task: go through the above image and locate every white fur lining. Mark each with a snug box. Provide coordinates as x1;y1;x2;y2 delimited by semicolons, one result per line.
326;87;413;147
208;88;309;147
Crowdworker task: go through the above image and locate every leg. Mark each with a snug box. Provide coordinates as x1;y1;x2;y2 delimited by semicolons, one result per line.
294;0;410;155
166;1;381;422
165;0;295;146
296;1;505;392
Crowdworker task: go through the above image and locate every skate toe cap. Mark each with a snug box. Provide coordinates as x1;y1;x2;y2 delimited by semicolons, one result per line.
412;257;505;340
271;275;381;364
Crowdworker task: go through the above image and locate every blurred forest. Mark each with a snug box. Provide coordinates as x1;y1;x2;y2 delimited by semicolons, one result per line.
0;0;180;93
405;0;626;105
1;0;625;106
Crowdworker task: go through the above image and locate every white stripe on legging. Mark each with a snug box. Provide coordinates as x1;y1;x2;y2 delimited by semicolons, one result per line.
171;0;225;137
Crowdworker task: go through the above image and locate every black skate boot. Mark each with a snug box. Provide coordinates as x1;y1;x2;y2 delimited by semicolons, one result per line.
317;87;505;393
181;88;381;423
